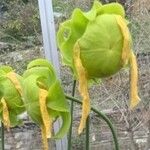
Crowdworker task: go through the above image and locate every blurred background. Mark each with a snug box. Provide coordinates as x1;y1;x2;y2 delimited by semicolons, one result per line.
0;0;149;149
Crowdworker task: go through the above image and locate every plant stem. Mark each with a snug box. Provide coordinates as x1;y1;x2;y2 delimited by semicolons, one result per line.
68;80;76;150
1;122;4;150
85;116;90;150
65;95;120;150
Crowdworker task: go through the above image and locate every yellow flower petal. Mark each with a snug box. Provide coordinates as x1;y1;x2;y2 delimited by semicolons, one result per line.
115;15;130;65
116;16;140;108
1;97;10;130
6;72;22;96
39;88;52;150
73;42;90;134
129;51;140;108
39;89;52;138
41;126;48;150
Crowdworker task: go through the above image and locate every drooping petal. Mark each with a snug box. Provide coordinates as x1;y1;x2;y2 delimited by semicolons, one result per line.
6;72;22;96
129;51;140;108
41;125;48;150
39;89;52;138
115;15;131;65
73;42;90;134
116;15;140;108
1;97;10;130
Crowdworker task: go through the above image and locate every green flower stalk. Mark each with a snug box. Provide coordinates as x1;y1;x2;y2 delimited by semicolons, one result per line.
22;59;71;150
57;1;140;134
0;66;25;129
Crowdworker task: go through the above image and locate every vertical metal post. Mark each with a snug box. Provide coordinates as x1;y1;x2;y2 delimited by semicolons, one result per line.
37;0;67;149
37;0;60;73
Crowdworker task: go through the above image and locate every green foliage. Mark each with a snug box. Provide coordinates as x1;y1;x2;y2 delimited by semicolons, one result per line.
0;1;40;41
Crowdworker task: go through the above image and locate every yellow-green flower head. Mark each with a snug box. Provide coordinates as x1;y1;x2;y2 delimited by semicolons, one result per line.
0;66;25;128
57;1;140;134
22;59;71;150
57;1;129;78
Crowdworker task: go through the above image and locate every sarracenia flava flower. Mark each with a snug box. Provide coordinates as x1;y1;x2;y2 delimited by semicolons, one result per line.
57;1;140;134
22;59;71;150
0;66;25;129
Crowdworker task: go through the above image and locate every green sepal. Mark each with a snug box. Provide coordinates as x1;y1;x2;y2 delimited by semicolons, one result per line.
0;66;13;73
57;9;88;67
22;75;42;124
47;80;69;112
83;0;102;21
53;112;71;139
9;112;23;127
27;58;55;71
57;0;102;68
97;3;125;17
0;66;13;81
78;14;123;78
23;67;56;88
